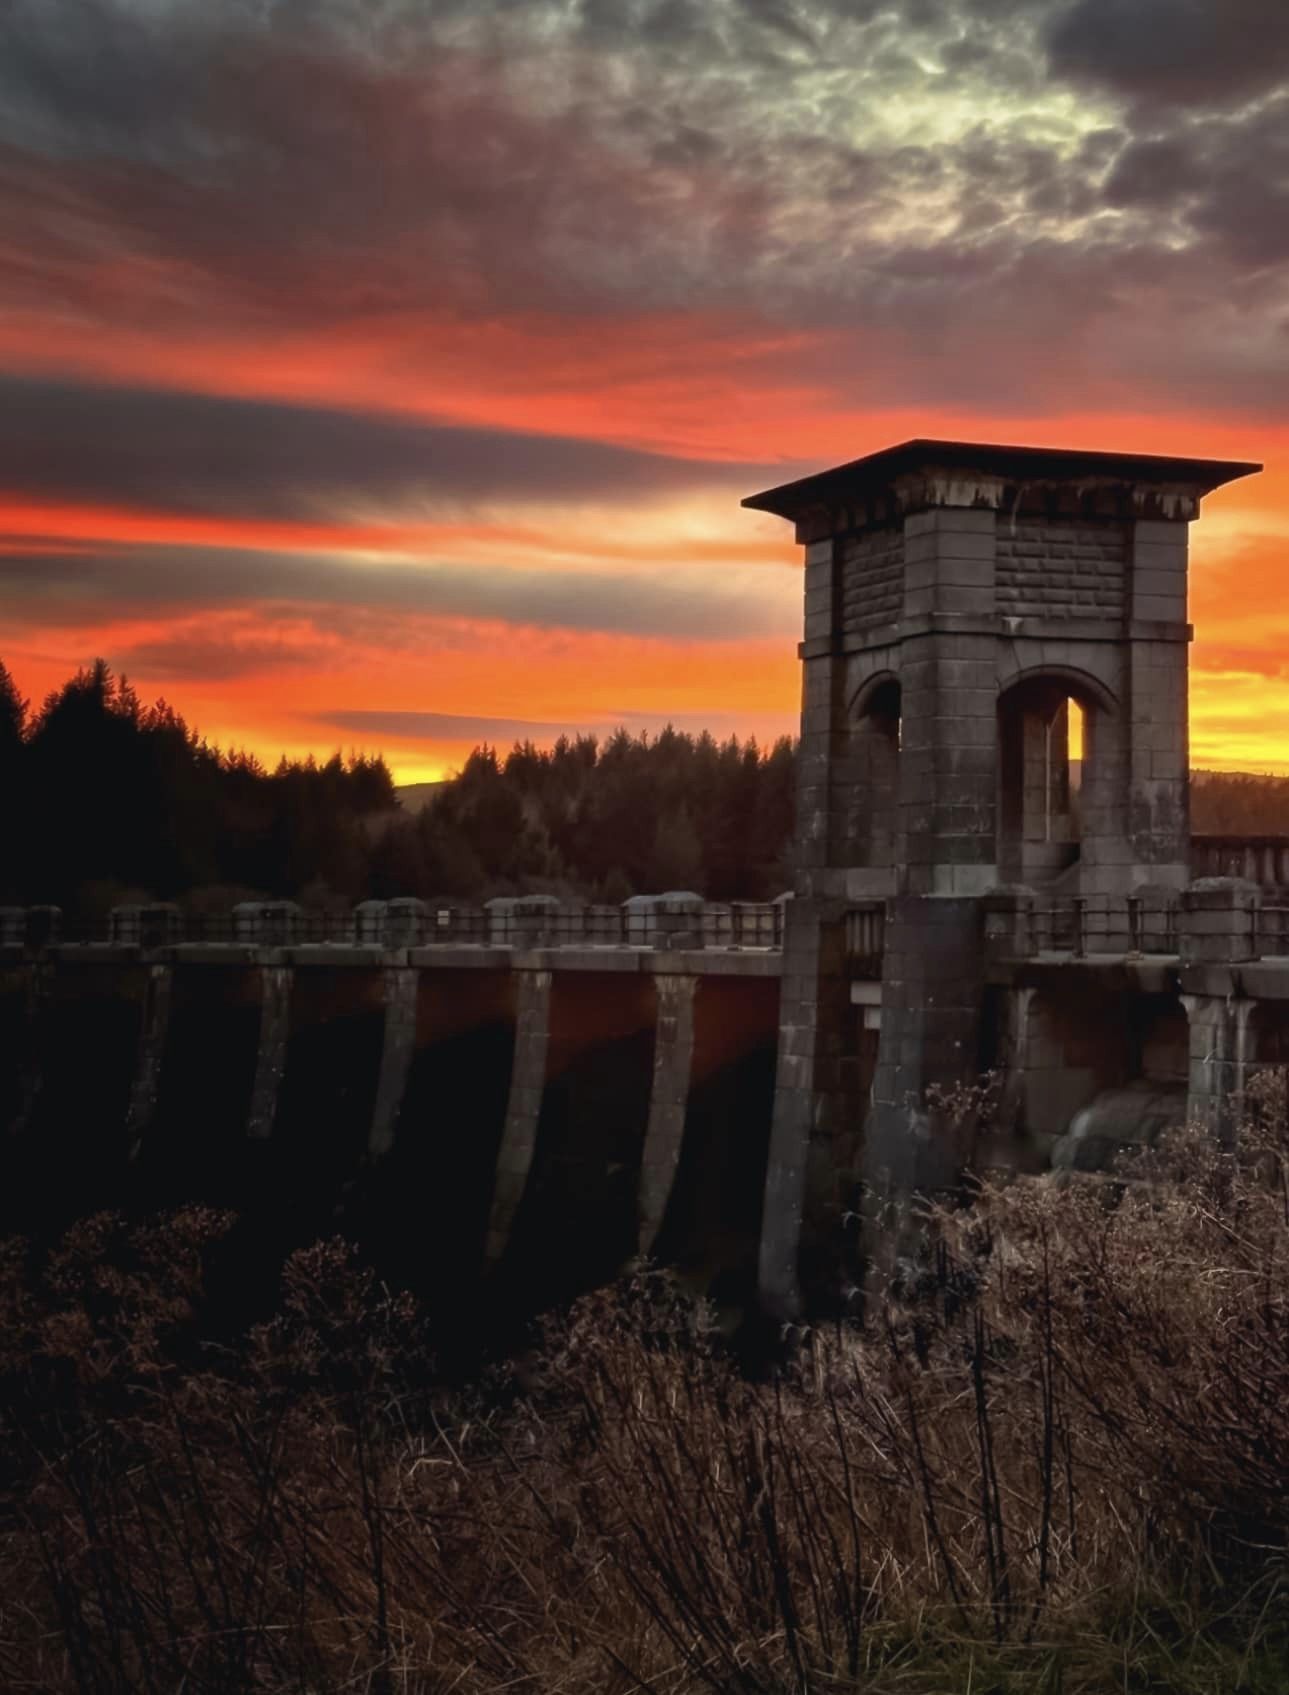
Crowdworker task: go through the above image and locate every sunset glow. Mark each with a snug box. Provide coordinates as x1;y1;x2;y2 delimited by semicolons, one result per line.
3;0;1286;778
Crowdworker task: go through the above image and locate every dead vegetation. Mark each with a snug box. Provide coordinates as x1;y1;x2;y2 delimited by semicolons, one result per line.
2;1079;1288;1692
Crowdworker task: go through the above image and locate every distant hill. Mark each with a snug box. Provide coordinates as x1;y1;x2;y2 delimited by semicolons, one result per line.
1192;769;1289;836
394;781;447;812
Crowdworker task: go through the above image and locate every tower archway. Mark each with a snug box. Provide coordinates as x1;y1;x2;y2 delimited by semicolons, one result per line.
997;669;1114;888
849;673;901;869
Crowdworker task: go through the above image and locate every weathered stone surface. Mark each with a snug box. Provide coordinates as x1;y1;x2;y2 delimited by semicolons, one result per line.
367;968;419;1159
124;963;173;1161
485;969;552;1264
637;974;699;1255
746;438;1262;1313
246;966;292;1140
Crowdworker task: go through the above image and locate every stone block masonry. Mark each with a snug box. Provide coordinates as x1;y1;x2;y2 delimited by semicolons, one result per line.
997;519;1127;620
745;436;1262;1314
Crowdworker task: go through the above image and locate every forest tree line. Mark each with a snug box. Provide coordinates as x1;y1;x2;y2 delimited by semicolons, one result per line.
0;661;795;915
1;659;1286;918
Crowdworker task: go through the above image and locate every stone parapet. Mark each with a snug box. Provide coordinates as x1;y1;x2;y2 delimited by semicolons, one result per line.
0;907;30;946
1192;835;1289;887
982;885;1037;960
1178;878;1260;964
234;900;305;947
624;891;706;949
109;904;183;948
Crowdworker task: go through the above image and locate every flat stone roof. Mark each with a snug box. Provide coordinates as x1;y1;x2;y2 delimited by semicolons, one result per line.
743;437;1262;521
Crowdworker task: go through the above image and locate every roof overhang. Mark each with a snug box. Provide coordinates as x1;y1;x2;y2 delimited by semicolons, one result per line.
743;438;1262;525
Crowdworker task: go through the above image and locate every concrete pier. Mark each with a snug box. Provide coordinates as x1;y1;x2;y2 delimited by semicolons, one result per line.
368;967;419;1160
125;963;173;1161
486;968;553;1266
637;973;699;1255
247;966;292;1142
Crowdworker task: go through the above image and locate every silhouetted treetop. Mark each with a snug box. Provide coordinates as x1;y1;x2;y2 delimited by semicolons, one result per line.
7;656;1285;918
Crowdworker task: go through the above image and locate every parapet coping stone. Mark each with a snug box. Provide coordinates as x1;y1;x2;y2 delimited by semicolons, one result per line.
1181;959;1289;1001
991;955;1180;994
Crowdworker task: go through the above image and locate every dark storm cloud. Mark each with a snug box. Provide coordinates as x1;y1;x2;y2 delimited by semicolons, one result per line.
0;0;1286;419
1103;96;1289;271
0;541;797;650
0;376;784;520
1044;0;1289;109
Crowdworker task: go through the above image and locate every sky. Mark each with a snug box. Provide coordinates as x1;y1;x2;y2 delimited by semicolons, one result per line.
1;0;1286;780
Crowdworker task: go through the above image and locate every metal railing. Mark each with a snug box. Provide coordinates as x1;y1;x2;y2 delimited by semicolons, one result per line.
0;898;787;954
1031;894;1180;957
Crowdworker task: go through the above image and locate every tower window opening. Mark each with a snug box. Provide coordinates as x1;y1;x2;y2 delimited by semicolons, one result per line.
999;679;1087;886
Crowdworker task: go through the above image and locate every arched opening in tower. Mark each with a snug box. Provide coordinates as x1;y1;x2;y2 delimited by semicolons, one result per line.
835;674;901;868
997;677;1089;886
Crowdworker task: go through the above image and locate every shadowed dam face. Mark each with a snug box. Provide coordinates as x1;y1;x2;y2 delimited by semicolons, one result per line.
0;936;786;1324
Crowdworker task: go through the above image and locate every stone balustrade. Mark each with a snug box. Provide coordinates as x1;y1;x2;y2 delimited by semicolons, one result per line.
0;894;789;953
1192;835;1289;887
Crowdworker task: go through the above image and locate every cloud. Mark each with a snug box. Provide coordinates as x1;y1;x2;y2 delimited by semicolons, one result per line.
0;540;799;652
109;626;332;682
313;705;793;745
1043;0;1289;109
0;0;1285;432
0;375;787;522
0;2;1282;396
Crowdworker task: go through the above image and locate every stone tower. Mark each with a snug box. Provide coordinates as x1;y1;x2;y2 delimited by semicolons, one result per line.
744;439;1260;1315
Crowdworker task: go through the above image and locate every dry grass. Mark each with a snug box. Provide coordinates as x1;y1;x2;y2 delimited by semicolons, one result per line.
2;1079;1289;1691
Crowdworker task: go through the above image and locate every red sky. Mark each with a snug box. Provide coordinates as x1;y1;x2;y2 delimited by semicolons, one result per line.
2;0;1287;779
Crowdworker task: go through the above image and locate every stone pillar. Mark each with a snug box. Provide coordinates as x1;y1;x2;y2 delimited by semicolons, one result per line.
367;967;419;1160
1178;878;1260;967
110;904;182;949
1127;519;1191;886
1179;877;1261;1135
485;968;552;1264
982;886;1037;962
993;982;1037;1144
1182;994;1254;1136
799;535;846;875
759;902;857;1317
637;973;699;1255
624;893;706;949
124;963;173;1161
246;966;292;1140
234;901;303;947
354;900;388;946
7;952;52;1138
899;508;999;897
865;897;986;1240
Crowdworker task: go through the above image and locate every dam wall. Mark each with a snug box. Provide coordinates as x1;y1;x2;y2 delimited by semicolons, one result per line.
0;897;784;1316
3;875;1289;1316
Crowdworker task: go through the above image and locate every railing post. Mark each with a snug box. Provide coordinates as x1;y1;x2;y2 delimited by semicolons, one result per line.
1126;895;1142;958
1072;897;1087;959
